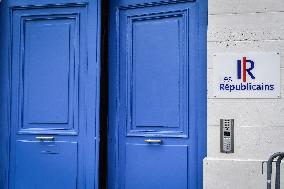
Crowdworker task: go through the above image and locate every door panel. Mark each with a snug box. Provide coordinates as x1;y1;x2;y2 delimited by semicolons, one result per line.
10;6;83;188
15;141;78;189
24;20;75;126
109;1;204;189
7;1;101;189
123;8;189;137
13;10;79;133
125;144;188;189
12;7;80;135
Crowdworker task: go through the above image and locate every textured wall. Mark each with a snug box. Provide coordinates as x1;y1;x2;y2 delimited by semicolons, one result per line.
204;0;284;188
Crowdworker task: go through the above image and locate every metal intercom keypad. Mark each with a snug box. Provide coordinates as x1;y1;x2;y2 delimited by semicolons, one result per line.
220;119;234;153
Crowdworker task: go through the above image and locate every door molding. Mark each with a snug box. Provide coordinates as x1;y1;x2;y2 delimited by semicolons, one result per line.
118;0;196;9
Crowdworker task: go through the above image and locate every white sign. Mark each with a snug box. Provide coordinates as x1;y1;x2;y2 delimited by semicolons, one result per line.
213;53;280;98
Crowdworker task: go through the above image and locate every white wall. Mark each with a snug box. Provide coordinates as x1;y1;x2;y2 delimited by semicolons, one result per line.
204;0;284;188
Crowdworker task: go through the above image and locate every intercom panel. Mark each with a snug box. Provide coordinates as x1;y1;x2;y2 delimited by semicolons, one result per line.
220;119;234;153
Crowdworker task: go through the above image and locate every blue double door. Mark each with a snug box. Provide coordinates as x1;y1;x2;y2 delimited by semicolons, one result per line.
1;0;206;188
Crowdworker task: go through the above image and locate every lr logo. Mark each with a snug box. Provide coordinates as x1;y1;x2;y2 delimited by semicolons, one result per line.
237;57;255;82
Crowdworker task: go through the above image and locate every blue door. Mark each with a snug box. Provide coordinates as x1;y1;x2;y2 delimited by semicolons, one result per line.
108;0;207;189
0;0;101;188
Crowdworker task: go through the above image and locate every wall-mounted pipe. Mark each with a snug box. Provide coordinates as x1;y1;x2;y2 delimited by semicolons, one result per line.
275;155;284;189
267;152;284;189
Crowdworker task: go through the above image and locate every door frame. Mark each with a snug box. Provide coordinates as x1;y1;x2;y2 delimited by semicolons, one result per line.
107;0;207;188
0;1;10;188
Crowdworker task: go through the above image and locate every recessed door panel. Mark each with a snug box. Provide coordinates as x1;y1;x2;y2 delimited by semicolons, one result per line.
15;141;78;189
123;6;190;137
13;11;79;134
25;21;73;125
133;16;182;128
125;144;188;189
133;17;181;128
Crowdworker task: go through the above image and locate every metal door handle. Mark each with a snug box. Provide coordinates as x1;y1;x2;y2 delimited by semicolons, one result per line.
36;136;55;141
144;139;162;143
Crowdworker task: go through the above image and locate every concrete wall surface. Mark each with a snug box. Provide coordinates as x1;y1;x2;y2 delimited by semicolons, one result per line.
205;0;284;188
